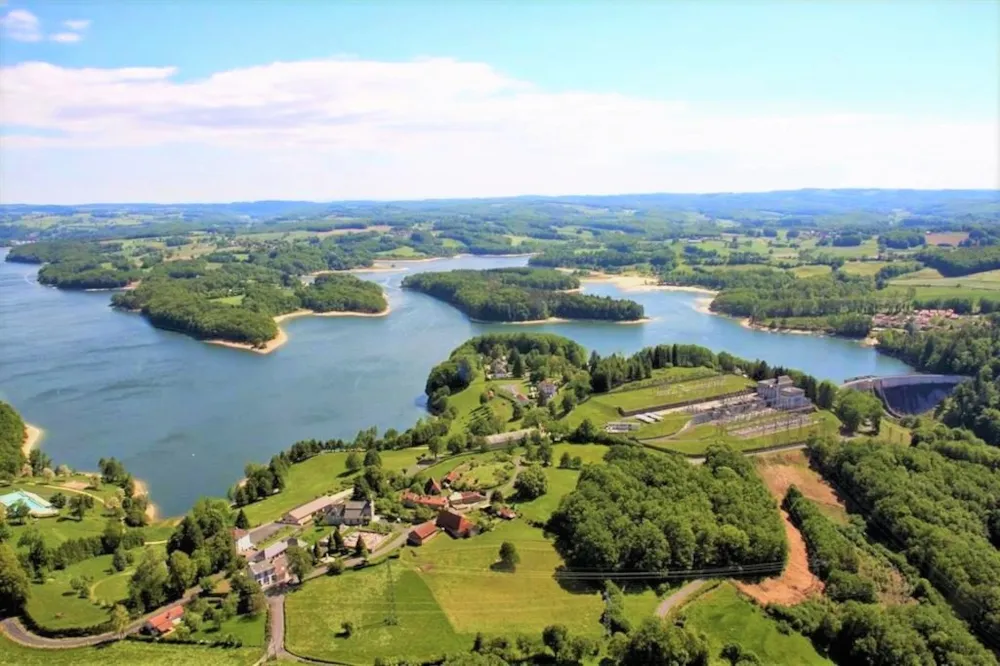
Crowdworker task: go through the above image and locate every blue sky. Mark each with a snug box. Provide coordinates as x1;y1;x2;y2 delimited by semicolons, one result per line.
1;0;998;203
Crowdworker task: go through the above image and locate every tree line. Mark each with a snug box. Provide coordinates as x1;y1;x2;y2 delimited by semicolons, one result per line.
0;401;26;480
916;245;1000;277
403;268;644;322
808;434;1000;645
549;445;787;575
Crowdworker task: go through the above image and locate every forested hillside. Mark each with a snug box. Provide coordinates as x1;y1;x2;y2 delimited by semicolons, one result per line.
549;445;787;573
403;268;644;322
878;318;1000;444
808;435;1000;644
0;401;27;479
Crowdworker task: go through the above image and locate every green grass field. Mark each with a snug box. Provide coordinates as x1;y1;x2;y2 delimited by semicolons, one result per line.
633;412;693;439
240;447;426;526
3;482;121;549
841;261;889;277
189;612;267;647
594;375;752;415
889;268;1000;294
404;520;606;637
680;583;832;665
25;544;166;631
0;634;262;666
789;264;832;278
286;564;469;663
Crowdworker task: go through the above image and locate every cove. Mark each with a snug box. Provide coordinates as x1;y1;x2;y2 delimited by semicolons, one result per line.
0;251;911;515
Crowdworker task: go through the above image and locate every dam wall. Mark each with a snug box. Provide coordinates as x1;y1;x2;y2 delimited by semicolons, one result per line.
841;374;967;416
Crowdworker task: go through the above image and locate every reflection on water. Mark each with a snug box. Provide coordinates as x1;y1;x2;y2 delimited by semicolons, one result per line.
0;252;910;514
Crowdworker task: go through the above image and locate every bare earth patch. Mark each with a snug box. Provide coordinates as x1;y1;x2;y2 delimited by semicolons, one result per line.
736;450;849;605
755;450;848;523
62;481;89;491
737;509;823;605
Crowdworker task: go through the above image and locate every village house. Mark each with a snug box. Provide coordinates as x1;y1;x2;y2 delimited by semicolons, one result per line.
424;477;443;495
249;554;290;589
489;357;511;379
442;468;463;488
231;528;253;553
401;491;449;510
537;380;558;401
408;520;440;546
144;606;184;636
281;495;342;526
436;508;476;538
322;499;375;527
449;490;487;507
495;506;517;521
254;536;302;562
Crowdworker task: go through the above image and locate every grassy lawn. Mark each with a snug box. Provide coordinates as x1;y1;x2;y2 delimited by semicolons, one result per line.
3;482;119;549
25;543;165;631
240;448;425;526
0;634;262;666
404;520;605;637
286;564;469;663
210;295;245;306
598;375;752;414
516;468;580;524
189;612;267;647
680;583;832;665
879;419;912;445
633;412;692;439
376;246;426;258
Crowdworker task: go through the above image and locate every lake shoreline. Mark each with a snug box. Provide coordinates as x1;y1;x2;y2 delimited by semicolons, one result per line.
469;315;653;325
23;423;44;458
206;305;392;355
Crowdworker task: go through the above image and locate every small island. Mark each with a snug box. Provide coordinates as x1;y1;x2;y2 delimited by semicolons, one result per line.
402;267;645;323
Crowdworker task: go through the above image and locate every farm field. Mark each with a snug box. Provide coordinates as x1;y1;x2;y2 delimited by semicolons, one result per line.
404;520;607;637
789;264;832;278
0;634;262;666
240;447;426;526
680;583;833;666
840;261;889;276
890;268;1000;292
515;445;607;522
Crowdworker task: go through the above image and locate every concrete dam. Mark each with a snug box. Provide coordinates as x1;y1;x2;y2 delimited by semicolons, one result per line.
841;374;967;416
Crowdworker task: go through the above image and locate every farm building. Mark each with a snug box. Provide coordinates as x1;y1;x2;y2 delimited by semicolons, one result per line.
144;606;184;636
281;495;342;526
401;491;449;510
322;499;375;527
436;509;476;538
442;468;462;488
408;520;440;546
231;528;253;553
449;490;487;507
424;477;443;495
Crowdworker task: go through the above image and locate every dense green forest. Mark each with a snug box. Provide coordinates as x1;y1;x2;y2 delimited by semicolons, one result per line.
917;245;1000;277
878;318;1000;445
0;401;27;480
808;434;1000;645
8;241;139;289
403;268;644;322
549;445;787;573
774;483;996;664
112;260;386;346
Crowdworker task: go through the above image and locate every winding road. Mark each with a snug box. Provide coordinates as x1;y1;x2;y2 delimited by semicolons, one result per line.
655;579;708;618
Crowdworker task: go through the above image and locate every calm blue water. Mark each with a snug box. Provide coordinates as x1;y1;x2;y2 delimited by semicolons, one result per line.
0;251;910;515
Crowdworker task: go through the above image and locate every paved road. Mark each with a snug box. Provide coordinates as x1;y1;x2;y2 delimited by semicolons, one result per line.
248;521;285;546
655;579;707;618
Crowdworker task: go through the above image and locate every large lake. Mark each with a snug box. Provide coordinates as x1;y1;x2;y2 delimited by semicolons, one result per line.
0;251;910;515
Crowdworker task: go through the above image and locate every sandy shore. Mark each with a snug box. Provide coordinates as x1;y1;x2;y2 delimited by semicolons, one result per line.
132;478;159;522
739;318;819;335
470;315;652;326
22;424;44;458
208;305;392;355
572;270;719;295
693;297;715;315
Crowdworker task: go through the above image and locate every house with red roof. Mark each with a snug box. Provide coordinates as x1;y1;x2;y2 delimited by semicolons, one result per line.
436;509;475;538
449;491;487;507
144;606;184;636
401;491;448;510
442;468;463;488
424;477;443;496
407;520;440;546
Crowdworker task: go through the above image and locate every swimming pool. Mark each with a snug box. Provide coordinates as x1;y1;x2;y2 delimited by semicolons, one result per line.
0;489;58;516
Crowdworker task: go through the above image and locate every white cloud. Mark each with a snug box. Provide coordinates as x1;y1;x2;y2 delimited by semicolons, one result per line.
48;31;82;43
1;8;41;42
63;19;90;31
1;57;997;202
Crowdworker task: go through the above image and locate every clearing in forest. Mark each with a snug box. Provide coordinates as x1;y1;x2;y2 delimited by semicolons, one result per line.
736;450;848;606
